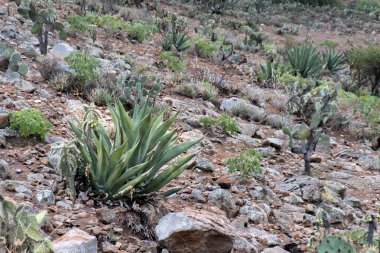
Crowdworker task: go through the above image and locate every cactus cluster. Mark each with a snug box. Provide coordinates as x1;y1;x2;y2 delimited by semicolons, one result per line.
0;42;28;75
316;235;356;253
120;75;161;110
0;194;52;253
17;3;67;55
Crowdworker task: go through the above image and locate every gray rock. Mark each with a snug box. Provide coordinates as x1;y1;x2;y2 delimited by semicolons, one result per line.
281;176;321;202
249;227;281;246
96;207;116;224
36;189;55;205
283;193;304;205
321;204;346;224
220;98;266;122
66;100;85;117
256;147;275;158
48;152;60;170
330;171;351;179
14;184;32;195
0;159;10;179
51;42;76;60
239;204;267;224
208;189;238;217
195;159;214;172
191;189;206;203
52;228;97;253
27;173;44;182
262;246;290;253
324;180;346;197
264;138;283;150
156;209;253;253
344;195;362;209
56;200;72;209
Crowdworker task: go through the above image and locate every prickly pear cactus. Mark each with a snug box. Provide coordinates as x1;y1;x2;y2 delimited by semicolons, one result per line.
17;3;67;55
316;235;356;253
120;75;161;108
0;43;28;75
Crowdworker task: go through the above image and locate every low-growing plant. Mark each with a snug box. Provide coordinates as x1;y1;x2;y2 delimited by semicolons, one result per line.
98;14;127;37
286;43;323;78
127;21;156;42
355;0;380;13
159;51;185;72
319;40;339;49
197;82;218;102
198;114;239;135
178;83;197;98
69;101;201;200
226;149;262;178
193;37;222;58
0;194;52;253
161;14;190;52
66;14;96;37
8;108;53;139
64;51;100;84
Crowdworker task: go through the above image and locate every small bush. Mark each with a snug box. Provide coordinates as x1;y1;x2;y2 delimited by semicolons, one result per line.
193;37;221;58
226;149;262;178
99;14;127;36
347;44;380;96
178;83;197;98
198;114;239;135
127;21;156;42
48;72;71;91
159;51;185;72
355;0;380;12
88;88;114;106
66;14;93;34
65;51;100;84
9;108;53;139
197;82;218;102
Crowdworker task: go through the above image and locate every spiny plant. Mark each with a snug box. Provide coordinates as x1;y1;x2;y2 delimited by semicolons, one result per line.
119;75;161;110
0;194;52;253
69;100;201;200
286;43;323;78
161;15;190;52
226;149;262;178
17;2;67;55
322;48;346;74
8;108;53;139
316;235;356;253
0;43;28;76
51;140;83;197
283;84;340;175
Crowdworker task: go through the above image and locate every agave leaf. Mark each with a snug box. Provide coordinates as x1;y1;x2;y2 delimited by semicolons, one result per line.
161;187;182;197
112;172;149;199
17;7;30;19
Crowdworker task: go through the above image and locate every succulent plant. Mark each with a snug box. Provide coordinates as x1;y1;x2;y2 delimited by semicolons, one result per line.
17;3;67;55
0;42;28;76
120;75;161;112
69;100;201;200
0;194;52;253
316;235;356;253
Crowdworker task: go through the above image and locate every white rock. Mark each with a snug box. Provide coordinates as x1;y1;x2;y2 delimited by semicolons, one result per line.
52;228;97;253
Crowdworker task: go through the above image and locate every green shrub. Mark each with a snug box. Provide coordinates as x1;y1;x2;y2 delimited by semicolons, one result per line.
286;43;322;78
69;101;201;200
355;0;380;12
197;82;218;102
193;37;221;58
226;149;262;178
127;21;156;42
9;108;53;139
98;14;127;36
159;51;185;72
66;14;92;34
198;114;239;135
65;51;100;84
347;44;380;96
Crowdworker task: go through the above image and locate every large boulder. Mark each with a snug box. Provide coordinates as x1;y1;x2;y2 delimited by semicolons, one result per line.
156;208;257;253
52;228;97;253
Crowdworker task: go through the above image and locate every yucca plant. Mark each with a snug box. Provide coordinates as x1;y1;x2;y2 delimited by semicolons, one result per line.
69;101;201;200
286;43;323;78
322;48;346;74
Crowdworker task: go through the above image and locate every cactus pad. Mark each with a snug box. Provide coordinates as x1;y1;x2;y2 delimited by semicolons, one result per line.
316;235;356;253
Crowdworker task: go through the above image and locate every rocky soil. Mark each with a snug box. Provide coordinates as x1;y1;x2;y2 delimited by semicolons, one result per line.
0;0;379;253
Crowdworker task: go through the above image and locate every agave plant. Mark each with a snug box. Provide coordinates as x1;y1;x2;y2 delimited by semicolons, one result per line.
69;101;201;200
322;48;346;74
162;31;190;52
286;44;323;78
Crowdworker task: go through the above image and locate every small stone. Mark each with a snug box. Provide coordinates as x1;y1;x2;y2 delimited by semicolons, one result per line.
5;183;15;192
195;159;214;172
216;176;233;189
263;138;283;150
86;199;95;206
191;189;206;203
208;189;238;217
96;207;116;224
101;242;118;253
15;168;22;174
36;189;55;205
310;155;322;163
0;159;10;179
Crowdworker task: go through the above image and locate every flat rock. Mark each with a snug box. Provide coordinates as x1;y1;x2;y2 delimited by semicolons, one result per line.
52;228;97;253
262;246;290;253
51;42;76;60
